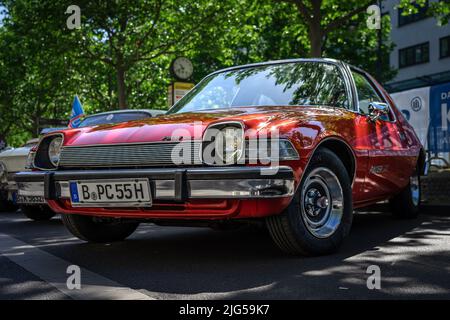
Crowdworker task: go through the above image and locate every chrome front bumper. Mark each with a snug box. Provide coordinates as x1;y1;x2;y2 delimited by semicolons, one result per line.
14;166;295;203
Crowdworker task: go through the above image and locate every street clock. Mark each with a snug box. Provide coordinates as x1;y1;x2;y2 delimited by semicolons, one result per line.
170;57;194;80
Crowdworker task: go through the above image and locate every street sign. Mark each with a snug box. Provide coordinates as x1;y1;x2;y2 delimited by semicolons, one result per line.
168;82;194;107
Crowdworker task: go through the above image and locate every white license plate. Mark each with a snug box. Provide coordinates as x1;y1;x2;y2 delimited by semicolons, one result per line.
16;195;46;205
69;179;152;207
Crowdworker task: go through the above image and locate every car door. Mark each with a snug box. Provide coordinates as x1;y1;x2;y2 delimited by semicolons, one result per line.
351;70;410;200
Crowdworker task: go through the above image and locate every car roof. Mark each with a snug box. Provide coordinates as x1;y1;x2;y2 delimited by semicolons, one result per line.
84;109;166;119
210;58;347;76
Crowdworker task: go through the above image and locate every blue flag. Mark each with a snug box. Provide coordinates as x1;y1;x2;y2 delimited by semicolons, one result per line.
68;95;85;128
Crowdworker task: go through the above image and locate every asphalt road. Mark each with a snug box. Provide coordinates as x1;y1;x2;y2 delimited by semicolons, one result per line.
0;206;449;300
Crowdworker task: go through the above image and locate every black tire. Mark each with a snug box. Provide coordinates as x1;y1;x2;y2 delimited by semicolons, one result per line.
0;200;18;212
20;205;56;221
61;214;139;243
266;148;353;256
389;167;420;219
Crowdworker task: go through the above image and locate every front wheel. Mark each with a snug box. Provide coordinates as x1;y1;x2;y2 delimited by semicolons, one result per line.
20;205;56;221
61;214;139;243
266;148;353;256
389;168;420;219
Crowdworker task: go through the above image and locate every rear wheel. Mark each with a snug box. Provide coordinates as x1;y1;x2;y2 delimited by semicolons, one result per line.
389;167;420;219
266;148;353;256
61;214;139;243
20;205;55;221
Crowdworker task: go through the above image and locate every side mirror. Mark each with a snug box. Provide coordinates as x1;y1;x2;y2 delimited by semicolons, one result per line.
368;102;389;122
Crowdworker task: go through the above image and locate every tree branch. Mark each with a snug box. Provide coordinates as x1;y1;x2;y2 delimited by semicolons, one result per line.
323;0;376;34
131;8;219;64
274;0;313;22
137;0;163;48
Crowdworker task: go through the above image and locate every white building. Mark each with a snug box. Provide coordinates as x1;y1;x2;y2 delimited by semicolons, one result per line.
384;0;450;165
384;0;450;92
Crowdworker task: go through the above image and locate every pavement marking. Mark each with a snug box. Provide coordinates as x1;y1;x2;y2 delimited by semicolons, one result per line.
0;233;154;300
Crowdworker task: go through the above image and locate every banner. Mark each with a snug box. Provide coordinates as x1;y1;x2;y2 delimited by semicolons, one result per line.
429;82;450;153
391;87;430;148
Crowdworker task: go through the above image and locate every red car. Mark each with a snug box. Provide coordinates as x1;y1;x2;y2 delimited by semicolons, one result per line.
15;59;425;256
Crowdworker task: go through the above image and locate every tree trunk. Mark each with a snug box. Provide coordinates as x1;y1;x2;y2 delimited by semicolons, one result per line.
309;0;323;58
32;115;40;138
116;65;127;109
309;27;322;57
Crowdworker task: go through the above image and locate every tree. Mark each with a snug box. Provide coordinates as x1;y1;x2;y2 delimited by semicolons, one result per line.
0;2;82;142
274;0;376;57
399;0;450;26
70;0;228;109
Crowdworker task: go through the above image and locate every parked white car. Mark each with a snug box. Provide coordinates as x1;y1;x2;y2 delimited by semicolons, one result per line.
0;139;48;217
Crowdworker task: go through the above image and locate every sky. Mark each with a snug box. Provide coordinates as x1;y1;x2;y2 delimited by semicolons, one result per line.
0;5;6;26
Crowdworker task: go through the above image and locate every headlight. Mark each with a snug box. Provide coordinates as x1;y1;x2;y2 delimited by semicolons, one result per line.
203;123;244;165
48;137;63;167
215;127;244;164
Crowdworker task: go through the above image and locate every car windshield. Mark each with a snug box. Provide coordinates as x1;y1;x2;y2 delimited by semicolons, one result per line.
168;62;349;114
79;112;151;128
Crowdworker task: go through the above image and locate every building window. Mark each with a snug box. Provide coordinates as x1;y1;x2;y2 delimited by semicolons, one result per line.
398;0;429;27
399;43;430;68
441;36;450;59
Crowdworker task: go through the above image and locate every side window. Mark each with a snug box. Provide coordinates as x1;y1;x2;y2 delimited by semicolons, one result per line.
352;71;384;114
352;71;394;122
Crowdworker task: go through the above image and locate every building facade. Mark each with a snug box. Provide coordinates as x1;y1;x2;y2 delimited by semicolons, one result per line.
385;0;450;164
384;0;450;93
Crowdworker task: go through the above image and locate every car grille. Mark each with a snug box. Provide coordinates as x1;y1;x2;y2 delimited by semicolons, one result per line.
58;141;203;168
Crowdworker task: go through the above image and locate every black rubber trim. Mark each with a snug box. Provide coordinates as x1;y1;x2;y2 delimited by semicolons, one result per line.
15;166;294;183
174;170;187;202
43;172;55;200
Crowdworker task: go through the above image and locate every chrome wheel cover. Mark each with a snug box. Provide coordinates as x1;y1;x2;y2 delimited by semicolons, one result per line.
301;167;344;239
410;172;420;207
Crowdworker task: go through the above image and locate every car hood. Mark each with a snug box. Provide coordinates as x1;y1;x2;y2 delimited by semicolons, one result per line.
0;146;31;159
0;147;32;173
61;106;349;147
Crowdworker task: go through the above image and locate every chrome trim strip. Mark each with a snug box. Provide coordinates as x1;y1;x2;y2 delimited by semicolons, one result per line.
189;179;294;198
154;180;175;199
61;139;204;148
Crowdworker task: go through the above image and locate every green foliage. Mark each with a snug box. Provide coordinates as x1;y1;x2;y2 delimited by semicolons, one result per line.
399;0;450;25
323;10;397;83
0;0;446;146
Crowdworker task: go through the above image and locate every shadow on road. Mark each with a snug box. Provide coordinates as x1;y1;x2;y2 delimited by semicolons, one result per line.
1;208;449;299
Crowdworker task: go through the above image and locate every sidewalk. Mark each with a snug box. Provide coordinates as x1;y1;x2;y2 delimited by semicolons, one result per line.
421;169;450;206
